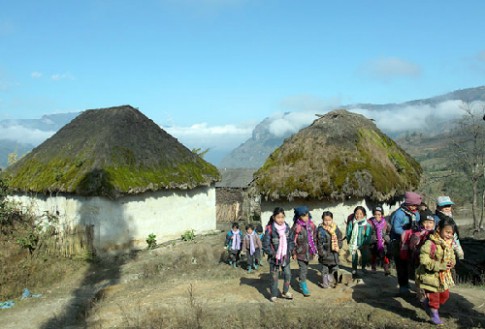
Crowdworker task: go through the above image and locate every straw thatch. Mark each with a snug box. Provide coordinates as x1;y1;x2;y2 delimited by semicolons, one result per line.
253;109;422;202
6;105;220;198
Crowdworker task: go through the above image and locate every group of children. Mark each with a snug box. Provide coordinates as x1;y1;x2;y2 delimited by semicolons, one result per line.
224;192;464;325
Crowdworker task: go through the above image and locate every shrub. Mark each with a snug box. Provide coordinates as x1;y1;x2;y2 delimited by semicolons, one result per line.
181;229;196;242
146;233;157;250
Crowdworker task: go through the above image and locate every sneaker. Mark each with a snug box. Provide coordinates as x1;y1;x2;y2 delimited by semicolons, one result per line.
254;264;259;270
247;268;252;273
281;292;293;299
270;297;277;303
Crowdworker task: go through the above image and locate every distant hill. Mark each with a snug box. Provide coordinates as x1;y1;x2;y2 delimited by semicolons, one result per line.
0;112;81;132
221;86;485;168
220;116;292;169
0;112;81;169
353;86;485;110
0;140;34;169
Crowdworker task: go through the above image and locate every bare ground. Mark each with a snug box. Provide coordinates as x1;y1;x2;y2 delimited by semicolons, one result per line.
1;233;484;329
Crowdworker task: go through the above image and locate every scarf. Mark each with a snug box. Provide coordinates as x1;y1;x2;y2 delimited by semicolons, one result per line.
247;231;256;255
323;222;339;252
371;217;387;252
231;229;241;251
349;217;367;255
274;223;288;262
297;219;318;255
401;206;418;231
429;232;455;290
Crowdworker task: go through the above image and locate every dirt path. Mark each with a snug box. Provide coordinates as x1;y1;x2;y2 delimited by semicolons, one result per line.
1;233;484;329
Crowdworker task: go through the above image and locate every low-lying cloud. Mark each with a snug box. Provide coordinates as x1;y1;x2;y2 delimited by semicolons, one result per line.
352;100;484;133
0;125;55;145
264;98;485;138
267;112;315;137
165;122;254;150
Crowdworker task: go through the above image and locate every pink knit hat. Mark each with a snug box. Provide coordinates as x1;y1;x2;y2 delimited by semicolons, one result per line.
404;191;422;206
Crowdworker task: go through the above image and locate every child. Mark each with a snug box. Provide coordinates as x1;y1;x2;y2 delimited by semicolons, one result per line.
416;217;456;325
255;224;265;267
433;196;464;260
262;207;294;302
242;224;263;273
317;211;343;288
291;206;317;297
368;206;391;275
409;210;436;297
346;206;373;278
409;209;436;268
225;222;242;268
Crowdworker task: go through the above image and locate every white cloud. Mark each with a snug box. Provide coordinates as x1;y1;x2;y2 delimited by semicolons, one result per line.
267;112;316;137
164;122;254;151
351;100;485;133
31;71;42;79
362;57;421;81
51;72;74;81
266;94;343;137
0;125;55;145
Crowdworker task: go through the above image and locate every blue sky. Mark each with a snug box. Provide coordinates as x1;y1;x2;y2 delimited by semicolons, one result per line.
1;0;485;163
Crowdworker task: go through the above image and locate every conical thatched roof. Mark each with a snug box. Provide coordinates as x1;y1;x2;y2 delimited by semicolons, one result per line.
253;109;422;202
6;105;220;198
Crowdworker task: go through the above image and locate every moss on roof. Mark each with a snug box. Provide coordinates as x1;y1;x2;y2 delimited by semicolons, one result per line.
253;109;422;202
5;105;220;198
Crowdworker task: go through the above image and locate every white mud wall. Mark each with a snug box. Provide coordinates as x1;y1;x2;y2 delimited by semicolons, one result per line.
8;186;216;253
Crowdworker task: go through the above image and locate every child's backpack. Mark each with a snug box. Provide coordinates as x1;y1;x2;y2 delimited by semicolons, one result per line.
399;229;414;260
410;232;437;267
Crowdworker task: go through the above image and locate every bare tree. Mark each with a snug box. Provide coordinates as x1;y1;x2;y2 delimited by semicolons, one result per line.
449;103;485;231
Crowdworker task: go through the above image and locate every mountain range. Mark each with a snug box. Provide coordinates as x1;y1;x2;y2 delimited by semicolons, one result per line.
1;86;484;169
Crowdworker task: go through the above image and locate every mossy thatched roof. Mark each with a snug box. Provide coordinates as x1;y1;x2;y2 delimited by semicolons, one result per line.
5;105;220;198
253;109;422;202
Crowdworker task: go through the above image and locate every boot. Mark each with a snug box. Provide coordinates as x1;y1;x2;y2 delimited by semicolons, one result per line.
422;298;431;315
328;273;337;288
399;285;411;296
320;275;330;289
430;308;443;325
383;263;391;276
299;281;311;296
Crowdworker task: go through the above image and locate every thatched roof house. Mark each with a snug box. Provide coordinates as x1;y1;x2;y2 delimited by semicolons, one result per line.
252;109;422;225
6;106;220;254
